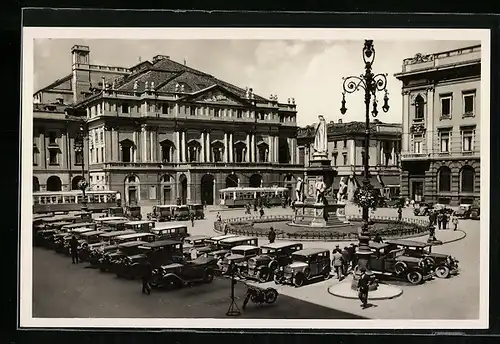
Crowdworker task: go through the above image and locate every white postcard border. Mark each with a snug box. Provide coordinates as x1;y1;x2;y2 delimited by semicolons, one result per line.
20;27;491;329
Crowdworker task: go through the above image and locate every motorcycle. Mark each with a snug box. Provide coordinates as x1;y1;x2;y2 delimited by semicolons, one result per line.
242;285;279;309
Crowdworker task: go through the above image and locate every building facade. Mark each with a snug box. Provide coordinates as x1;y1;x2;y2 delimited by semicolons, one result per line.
35;45;303;206
297;119;402;201
395;45;481;206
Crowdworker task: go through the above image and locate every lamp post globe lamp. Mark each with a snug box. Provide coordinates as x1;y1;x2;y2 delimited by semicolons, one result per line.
339;40;390;290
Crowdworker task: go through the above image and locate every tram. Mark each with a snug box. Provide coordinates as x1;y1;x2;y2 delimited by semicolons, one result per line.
219;187;289;208
33;190;120;214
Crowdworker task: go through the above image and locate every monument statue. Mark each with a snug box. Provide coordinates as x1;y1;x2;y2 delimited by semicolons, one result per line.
295;177;304;202
337;176;348;202
313;115;328;154
315;176;327;204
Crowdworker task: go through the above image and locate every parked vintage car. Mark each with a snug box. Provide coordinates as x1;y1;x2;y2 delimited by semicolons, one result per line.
115;232;156;245
115;240;184;279
385;239;459;278
470;206;480;220
274;248;331;287
455;204;472;219
150;256;217;289
217;236;259;251
188;204;205;220
77;230;104;261
173;205;191;220
124;220;154;233
86;229;137;265
205;234;238;250
94;216;128;225
58;227;96;255
98;241;148;272
106;206;125;217
241;242;303;282
414;202;434;216
150;224;189;241
124;205;142;220
183;235;211;259
221;245;260;275
368;241;433;284
147;205;176;222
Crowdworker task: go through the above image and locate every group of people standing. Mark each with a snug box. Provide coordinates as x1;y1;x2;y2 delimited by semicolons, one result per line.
428;209;459;231
331;244;358;281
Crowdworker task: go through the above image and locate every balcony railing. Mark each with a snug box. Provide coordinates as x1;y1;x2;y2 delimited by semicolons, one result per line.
402;149;480;160
90;161;304;170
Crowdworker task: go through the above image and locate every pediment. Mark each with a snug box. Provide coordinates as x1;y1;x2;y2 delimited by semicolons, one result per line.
187;86;247;106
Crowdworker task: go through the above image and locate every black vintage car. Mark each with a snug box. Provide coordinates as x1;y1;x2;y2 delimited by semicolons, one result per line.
77;230;104;262
125;205;142;221
115;240;184;279
385;239;459;279
86;229;137;266
241;242;303;282
150;256;217;289
98;241;147;272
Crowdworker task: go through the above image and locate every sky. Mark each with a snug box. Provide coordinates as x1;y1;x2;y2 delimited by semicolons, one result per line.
33;39;479;126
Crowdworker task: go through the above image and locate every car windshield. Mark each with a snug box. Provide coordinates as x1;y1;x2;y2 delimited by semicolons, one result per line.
231;250;246;256
261;248;276;255
292;254;309;263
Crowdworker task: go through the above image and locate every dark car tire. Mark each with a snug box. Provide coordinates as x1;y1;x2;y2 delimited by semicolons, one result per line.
164;276;181;290
424;257;435;268
293;273;305;287
407;271;423;285
264;288;279;304
394;262;407;275
322;267;331;280
435;265;450;279
273;271;283;285
258;269;269;283
303;268;311;279
203;269;214;283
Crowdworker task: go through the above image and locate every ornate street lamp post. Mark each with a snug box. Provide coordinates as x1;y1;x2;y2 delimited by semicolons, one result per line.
340;40;390;287
74;120;89;212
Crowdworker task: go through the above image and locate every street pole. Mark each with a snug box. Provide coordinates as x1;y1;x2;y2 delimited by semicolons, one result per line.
76;120;88;212
340;40;390;286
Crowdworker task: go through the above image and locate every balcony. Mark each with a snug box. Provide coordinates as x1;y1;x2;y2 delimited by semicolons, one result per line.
90;161;304;171
401;149;480;161
401;152;430;160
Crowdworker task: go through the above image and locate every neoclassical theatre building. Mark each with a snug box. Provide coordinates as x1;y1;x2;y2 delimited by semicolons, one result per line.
395;44;481;205
34;45;303;206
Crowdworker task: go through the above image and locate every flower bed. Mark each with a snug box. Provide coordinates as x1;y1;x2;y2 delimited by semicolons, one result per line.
214;215;429;241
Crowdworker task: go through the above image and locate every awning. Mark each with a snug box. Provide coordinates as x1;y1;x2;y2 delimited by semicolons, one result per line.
354;176;383;189
380;175;401;187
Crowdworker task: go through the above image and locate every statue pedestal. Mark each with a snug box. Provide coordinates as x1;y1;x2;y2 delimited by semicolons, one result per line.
310;153;331;167
335;202;349;223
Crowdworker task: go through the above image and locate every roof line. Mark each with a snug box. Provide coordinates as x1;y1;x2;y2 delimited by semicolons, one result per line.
153;70;185;91
34;73;72;95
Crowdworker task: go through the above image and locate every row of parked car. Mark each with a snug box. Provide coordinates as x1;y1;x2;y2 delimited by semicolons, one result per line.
414;202;480;219
32;210;460;290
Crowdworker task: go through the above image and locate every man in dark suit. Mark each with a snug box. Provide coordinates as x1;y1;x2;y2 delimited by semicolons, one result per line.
70;235;79;264
142;261;152;295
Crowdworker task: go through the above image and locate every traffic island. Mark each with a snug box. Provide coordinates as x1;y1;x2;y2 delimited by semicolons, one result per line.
327;275;403;300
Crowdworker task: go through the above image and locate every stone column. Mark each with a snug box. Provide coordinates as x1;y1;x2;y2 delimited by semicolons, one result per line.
141;126;147;162
268;135;273;162
379;141;383;165
426;87;435;154
349;139;356;165
229;132;234;162
206;131;211;163
175;130;180;162
274;136;279;163
402;91;410;153
105;128;112;162
251;133;256;163
150;130;155;162
200;132;205;163
245;133;250;162
224;132;228;162
391;141;395;165
181;131;187;162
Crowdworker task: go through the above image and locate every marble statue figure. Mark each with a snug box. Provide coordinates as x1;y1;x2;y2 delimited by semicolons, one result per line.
295;177;303;202
315;176;327;204
337;176;348;202
313;115;328;154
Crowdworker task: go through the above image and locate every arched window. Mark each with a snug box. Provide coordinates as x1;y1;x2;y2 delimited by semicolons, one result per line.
160;139;175;163
257;142;269;163
438;166;452;192
234;141;247;163
461;166;475;193
415;95;425;120
33;177;40;192
120;139;134;163
46;176;62;191
211;141;224;163
187;140;201;162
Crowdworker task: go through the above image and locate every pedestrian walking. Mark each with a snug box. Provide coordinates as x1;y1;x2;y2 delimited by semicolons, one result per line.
428;224;437;242
357;267;374;309
216;212;222;222
442;212;449;230
373;233;383;243
268;227;276;244
410;199;415;208
190;212;195;227
332;249;344;280
452;213;459;231
332;244;341;254
397;206;403;222
223;222;229;235
70;235;79;264
437;211;443;230
141;261;152;295
259;207;265;218
341;246;350;275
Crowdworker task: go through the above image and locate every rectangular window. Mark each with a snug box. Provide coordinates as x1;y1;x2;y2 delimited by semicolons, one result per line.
440;94;452;118
463;90;476;117
461;128;474;152
413;135;423;154
49;132;57;145
214;109;221;117
237;110;243;118
298;147;305;165
101;147;104;162
100;131;103;143
75;150;83;165
33;149;38;165
49;150;58;165
343;139;347;148
342;153;347;165
190;107;196;116
439;131;450;152
162;103;169;115
333;154;337;166
333;141;337;149
122;103;129;114
149;186;157;200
